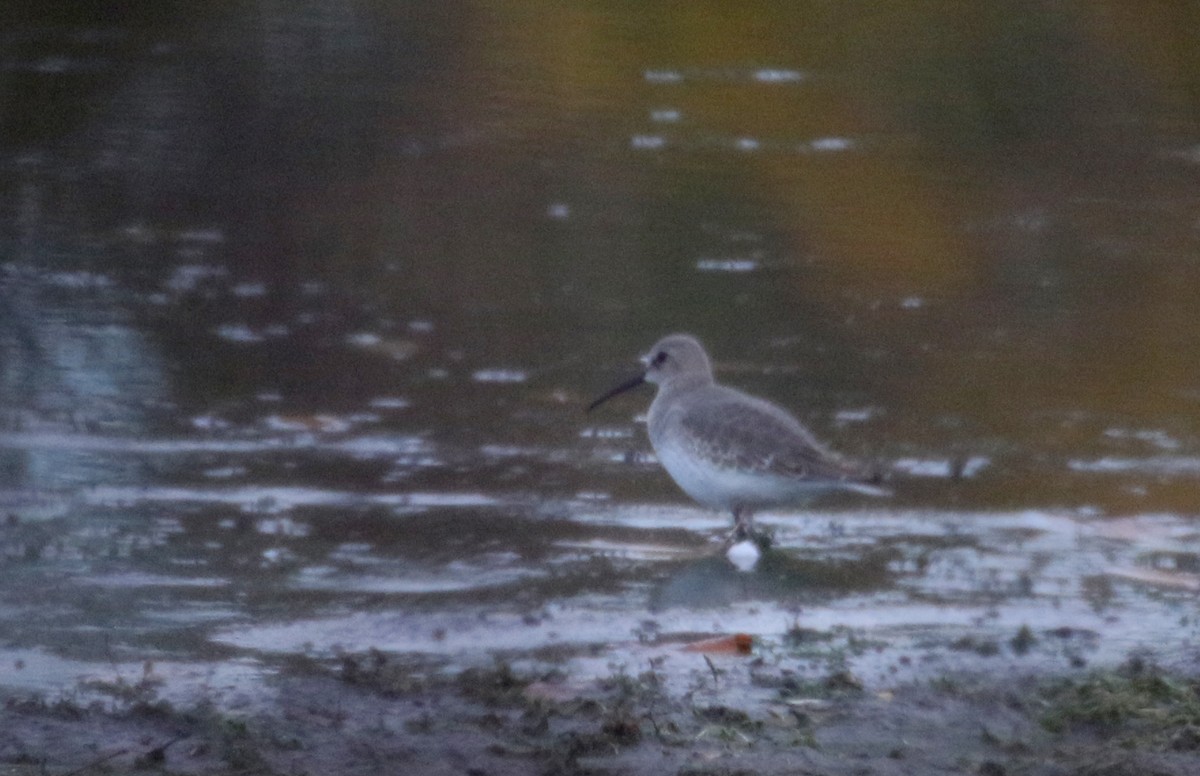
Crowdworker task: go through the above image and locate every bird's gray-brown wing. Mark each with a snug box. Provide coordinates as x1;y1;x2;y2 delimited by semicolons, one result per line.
673;391;873;484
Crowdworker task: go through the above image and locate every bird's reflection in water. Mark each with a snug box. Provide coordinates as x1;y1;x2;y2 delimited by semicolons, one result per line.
648;546;898;611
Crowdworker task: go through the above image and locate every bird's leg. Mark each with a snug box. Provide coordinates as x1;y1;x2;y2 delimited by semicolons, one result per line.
731;506;755;542
728;506;774;553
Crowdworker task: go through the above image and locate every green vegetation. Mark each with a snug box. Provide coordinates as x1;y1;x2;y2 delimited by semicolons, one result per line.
1040;657;1200;750
1010;625;1037;656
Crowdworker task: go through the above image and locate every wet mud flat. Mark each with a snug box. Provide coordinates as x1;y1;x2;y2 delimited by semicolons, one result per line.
4;500;1200;775
4;633;1200;776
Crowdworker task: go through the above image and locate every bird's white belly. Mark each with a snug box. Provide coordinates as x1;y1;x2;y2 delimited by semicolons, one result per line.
654;439;824;511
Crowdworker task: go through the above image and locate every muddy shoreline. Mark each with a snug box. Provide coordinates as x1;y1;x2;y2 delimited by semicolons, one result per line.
5;636;1200;776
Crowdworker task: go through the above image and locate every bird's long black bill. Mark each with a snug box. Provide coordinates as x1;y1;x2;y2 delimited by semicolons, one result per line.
586;373;646;412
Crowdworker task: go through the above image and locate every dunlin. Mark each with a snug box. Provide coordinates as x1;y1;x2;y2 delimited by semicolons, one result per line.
589;334;885;538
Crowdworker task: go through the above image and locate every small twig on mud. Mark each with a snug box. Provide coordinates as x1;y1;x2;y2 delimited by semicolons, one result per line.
60;748;129;776
643;710;663;739
703;655;722;686
135;735;186;766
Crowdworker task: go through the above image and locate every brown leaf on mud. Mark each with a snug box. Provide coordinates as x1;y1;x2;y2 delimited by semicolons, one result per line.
681;633;754;655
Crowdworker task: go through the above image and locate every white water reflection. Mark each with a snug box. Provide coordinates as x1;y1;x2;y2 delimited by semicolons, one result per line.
292;558;546;594
892;456;992;478
0;431;432;457
1068;456;1200;475
83;485;500;511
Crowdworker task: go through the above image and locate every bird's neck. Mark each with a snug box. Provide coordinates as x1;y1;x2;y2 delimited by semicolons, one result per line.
648;373;714;440
656;372;714;399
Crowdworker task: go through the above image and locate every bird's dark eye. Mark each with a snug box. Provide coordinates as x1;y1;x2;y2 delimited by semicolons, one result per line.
652;351;668;366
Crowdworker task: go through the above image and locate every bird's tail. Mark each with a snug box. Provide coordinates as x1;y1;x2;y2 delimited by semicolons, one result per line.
843;480;893;498
844;462;893;497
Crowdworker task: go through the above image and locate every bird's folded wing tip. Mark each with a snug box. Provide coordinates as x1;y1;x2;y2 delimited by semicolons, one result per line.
846;481;893;497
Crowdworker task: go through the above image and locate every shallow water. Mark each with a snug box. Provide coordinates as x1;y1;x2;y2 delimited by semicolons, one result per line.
3;2;1200;706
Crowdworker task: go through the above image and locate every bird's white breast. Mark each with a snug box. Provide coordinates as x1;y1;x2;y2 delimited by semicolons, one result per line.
653;433;835;510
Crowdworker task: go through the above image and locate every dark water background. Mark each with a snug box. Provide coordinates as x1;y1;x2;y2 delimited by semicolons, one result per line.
3;1;1200;701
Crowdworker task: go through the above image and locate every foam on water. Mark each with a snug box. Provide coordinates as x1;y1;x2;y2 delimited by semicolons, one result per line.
83;485;500;510
291;561;545;594
1068;456;1200;475
0;431;432;458
471;368;528;383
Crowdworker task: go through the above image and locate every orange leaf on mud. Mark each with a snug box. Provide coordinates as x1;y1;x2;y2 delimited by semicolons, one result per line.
681;633;754;655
